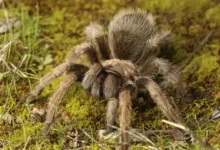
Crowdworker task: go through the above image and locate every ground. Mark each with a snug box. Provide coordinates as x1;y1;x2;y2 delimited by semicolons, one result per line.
0;0;219;149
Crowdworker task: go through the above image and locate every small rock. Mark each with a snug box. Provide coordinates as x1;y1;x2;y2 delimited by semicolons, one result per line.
5;114;14;125
61;112;71;121
31;107;46;116
15;117;22;124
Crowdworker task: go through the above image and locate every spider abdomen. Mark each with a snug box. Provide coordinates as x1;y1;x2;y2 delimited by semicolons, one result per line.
108;8;155;62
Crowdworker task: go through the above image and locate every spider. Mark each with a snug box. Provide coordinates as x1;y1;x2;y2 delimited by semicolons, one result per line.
25;8;184;149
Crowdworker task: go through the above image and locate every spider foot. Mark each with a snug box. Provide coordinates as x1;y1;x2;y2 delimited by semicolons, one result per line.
43;123;51;136
98;129;120;140
25;93;38;103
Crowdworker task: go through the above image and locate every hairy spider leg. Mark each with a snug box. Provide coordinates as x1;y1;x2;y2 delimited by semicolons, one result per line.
119;80;136;150
91;72;107;98
139;57;183;97
103;73;121;133
83;22;116;92
43;64;88;135
25;63;69;103
84;70;121;134
43;72;77;135
85;23;111;60
135;30;171;67
101;59;137;137
82;63;103;90
152;58;183;96
136;76;183;124
25;43;95;103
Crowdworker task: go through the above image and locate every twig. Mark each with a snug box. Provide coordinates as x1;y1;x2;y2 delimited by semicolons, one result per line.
0;41;12;53
182;29;215;71
108;125;158;149
75;128;78;148
9;62;27;77
18;54;28;68
162;119;217;150
198;30;215;48
162;120;187;130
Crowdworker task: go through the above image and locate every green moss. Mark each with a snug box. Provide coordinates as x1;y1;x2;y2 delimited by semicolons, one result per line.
186;49;219;83
62;85;106;129
205;5;220;28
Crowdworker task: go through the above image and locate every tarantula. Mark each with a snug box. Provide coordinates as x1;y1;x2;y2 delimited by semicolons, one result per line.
25;8;184;149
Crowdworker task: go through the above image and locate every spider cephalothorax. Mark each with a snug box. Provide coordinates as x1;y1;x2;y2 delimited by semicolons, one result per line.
25;8;184;149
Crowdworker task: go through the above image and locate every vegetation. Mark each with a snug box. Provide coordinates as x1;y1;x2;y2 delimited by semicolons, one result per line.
0;0;219;149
